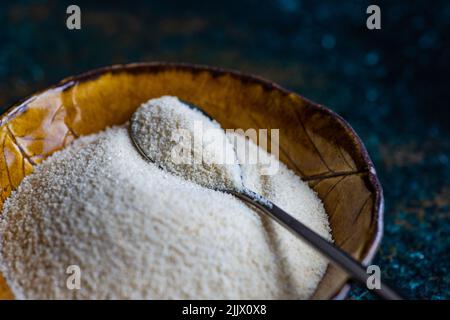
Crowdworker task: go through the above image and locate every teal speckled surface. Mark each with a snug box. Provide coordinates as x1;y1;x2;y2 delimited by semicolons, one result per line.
0;0;448;299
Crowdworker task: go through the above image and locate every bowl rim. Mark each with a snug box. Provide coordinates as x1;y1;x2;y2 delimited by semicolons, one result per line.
0;62;384;300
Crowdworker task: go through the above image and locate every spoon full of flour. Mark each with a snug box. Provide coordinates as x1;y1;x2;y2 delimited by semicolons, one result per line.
130;96;243;192
129;96;402;300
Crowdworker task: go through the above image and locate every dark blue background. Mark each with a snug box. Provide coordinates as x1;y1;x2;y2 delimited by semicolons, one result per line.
0;0;448;299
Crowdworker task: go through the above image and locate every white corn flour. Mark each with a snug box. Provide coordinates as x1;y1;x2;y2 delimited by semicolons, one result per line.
0;98;332;300
131;96;243;191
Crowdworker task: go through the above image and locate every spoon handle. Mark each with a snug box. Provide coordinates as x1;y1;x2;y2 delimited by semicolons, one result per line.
232;189;402;300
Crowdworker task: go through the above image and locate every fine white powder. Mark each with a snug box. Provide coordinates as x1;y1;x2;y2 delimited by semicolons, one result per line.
131;96;243;191
0;100;332;300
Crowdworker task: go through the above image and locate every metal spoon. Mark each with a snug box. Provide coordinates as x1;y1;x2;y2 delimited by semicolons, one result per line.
129;100;402;300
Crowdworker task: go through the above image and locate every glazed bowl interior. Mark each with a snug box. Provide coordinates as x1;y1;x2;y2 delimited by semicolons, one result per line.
0;63;383;300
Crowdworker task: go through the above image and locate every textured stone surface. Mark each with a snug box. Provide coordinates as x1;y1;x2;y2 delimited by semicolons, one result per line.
0;0;448;299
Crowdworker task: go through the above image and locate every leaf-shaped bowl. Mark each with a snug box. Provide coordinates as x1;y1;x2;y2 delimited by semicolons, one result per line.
0;62;383;300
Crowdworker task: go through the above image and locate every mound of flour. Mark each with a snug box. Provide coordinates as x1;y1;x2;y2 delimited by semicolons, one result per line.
0;120;331;300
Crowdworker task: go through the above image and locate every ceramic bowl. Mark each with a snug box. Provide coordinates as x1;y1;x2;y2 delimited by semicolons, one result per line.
0;63;383;299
